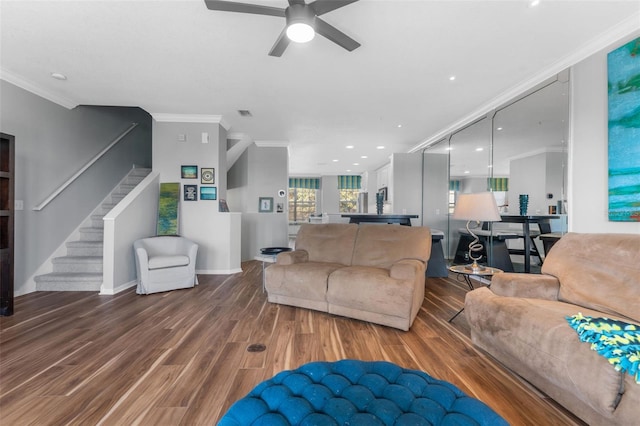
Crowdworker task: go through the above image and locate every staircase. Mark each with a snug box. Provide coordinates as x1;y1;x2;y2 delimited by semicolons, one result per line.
34;168;151;291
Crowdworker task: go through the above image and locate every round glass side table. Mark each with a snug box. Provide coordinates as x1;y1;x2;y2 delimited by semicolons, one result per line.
448;265;503;322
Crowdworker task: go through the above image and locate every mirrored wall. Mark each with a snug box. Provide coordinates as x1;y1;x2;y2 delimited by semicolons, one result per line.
422;72;569;272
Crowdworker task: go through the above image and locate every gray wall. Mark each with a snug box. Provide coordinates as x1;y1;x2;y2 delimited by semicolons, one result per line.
0;81;152;295
228;143;288;260
391;153;423;225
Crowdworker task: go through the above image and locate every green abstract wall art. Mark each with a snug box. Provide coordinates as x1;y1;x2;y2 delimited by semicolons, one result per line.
608;37;640;222
157;182;180;235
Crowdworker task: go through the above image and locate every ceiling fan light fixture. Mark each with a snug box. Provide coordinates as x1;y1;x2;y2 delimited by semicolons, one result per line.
286;22;315;43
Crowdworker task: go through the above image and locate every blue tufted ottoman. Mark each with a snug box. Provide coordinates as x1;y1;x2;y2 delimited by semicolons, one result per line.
218;360;508;425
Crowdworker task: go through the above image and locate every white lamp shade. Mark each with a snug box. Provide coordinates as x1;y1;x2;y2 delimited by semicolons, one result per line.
286;23;315;43
452;192;502;222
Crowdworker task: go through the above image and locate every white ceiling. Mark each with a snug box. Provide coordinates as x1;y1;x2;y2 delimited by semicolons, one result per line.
1;0;639;176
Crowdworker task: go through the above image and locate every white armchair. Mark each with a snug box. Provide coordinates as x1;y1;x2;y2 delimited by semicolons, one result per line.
133;236;199;295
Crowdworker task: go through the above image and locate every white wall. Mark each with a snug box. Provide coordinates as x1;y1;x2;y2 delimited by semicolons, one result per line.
570;32;640;234
320;175;339;214
152;118;241;273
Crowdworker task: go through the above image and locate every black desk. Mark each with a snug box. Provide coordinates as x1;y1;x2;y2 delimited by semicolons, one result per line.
341;214;419;226
500;215;559;273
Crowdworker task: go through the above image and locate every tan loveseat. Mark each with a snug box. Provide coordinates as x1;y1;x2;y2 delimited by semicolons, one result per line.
265;223;431;331
465;233;640;425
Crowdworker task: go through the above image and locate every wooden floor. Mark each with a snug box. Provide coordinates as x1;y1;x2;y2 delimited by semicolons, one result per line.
0;261;585;425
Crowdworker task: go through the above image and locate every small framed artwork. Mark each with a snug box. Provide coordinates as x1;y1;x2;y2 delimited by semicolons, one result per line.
276;202;284;213
200;186;217;200
219;199;230;212
201;167;215;184
181;165;198;179
259;197;273;213
183;184;197;201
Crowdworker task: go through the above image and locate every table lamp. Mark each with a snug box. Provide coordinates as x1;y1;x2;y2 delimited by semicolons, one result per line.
452;192;502;272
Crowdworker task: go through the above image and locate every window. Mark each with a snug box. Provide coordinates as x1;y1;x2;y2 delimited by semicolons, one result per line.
289;187;316;222
338;175;361;213
288;178;320;223
339;189;359;213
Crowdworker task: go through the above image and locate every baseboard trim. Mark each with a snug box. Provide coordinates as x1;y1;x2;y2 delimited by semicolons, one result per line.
100;280;137;295
196;268;243;275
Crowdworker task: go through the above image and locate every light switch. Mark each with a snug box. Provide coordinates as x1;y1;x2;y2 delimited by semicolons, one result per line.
178;134;186;142
15;200;24;210
202;132;209;144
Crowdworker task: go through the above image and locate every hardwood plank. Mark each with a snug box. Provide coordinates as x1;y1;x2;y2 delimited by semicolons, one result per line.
0;262;586;426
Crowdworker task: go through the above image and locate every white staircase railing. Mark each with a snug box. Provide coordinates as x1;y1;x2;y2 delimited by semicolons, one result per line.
33;122;139;211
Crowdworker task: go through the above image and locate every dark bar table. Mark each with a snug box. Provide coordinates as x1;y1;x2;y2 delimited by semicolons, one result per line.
341;214;419;226
500;215;559;273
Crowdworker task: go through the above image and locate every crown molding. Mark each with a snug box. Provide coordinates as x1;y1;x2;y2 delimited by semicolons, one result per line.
409;11;640;154
254;140;289;148
0;68;78;110
151;113;229;129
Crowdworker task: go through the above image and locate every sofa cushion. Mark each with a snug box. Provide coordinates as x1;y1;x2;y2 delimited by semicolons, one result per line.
465;288;632;419
265;261;346;303
351;225;431;269
327;265;422;319
542;233;640;322
295;223;358;265
148;255;190;270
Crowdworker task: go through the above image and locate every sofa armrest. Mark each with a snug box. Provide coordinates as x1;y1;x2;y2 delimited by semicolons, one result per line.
390;259;425;280
491;272;560;300
276;250;309;265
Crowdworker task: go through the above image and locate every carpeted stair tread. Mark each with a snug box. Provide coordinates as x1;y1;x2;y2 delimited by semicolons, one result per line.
53;256;103;263
67;240;103;248
35;272;102;282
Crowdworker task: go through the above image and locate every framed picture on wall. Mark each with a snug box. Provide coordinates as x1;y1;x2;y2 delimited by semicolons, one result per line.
200;186;217;200
201;167;215;184
259;197;273;213
181;165;198;179
183;184;197;201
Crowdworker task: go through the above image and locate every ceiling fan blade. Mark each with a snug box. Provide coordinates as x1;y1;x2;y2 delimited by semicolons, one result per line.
204;0;285;17
269;27;291;57
314;17;360;52
309;0;358;16
288;0;306;5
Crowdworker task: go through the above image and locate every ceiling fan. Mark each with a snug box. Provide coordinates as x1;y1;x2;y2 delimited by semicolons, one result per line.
204;0;361;57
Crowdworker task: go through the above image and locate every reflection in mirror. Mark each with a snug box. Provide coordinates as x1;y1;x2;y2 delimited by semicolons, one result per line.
420;72;570;274
422;139;450;260
448;118;491;261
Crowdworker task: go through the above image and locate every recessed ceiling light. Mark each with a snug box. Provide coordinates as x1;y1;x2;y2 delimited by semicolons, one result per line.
475;147;484;152
496;127;503;131
376;146;385;150
51;72;67;81
397;124;402;128
353;163;359;166
445;147;453;151
529;0;540;8
488;165;493;168
464;170;470;174
332;159;339;162
361;155;368;159
346;145;354;149
346;169;352;172
449;75;456;81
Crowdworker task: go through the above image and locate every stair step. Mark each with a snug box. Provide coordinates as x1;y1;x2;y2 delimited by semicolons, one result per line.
111;193;126;203
91;214;105;228
117;184;136;194
101;204;117;214
53;256;103;273
67;240;103;256
79;227;104;241
35;272;102;291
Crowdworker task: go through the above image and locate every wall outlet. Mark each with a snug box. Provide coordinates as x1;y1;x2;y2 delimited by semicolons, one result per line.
177;134;186;142
201;132;209;144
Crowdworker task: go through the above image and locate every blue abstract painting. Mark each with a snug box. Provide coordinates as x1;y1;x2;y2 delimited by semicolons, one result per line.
608;37;640;222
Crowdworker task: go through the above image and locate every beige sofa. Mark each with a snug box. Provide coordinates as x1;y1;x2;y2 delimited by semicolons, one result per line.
465;233;640;426
265;223;431;331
